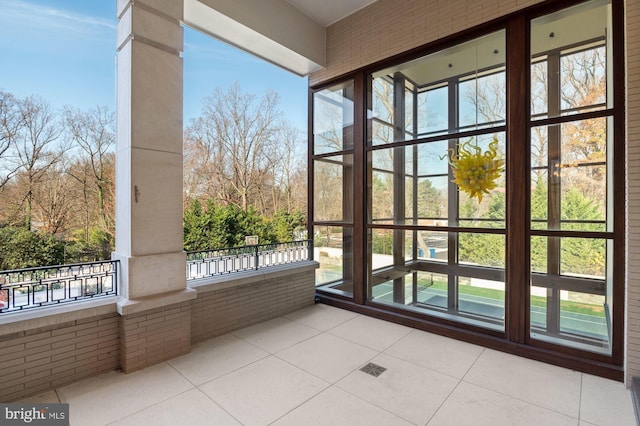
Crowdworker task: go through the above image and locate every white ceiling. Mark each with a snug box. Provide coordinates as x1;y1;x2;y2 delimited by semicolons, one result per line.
286;0;378;26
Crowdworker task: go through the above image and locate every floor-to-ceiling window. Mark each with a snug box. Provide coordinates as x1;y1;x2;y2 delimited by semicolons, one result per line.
310;0;623;373
367;30;508;332
528;0;616;354
311;82;355;296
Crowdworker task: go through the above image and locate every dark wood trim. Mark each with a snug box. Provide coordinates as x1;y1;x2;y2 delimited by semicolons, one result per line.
307;86;314;240
611;0;626;367
530;229;615;239
530;108;615;128
505;13;529;345
353;72;366;305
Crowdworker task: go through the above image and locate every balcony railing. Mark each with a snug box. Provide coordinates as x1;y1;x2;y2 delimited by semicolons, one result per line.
186;240;312;281
0;260;119;314
0;240;312;313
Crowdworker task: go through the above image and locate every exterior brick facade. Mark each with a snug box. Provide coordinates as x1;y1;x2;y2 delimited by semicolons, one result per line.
310;0;545;86
190;264;317;343
0;262;317;401
119;302;192;373
0;313;120;402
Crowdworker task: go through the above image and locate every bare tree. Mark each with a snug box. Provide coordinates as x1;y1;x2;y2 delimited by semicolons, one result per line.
64;106;115;238
33;160;78;235
0;91;21;188
273;121;306;214
185;83;283;212
11;96;65;230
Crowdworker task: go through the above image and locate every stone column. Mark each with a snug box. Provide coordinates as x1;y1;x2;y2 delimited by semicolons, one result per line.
114;0;194;372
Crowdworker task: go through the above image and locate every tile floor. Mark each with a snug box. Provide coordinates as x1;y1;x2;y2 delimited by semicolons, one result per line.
20;304;636;426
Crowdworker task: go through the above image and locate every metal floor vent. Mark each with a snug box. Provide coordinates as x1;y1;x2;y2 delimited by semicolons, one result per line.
360;362;387;377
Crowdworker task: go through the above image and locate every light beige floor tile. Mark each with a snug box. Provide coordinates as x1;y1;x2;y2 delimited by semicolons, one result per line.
109;388;241;426
463;349;581;418
277;333;378;383
384;330;484;379
231;316;320;353
16;390;60;403
337;353;459;425
283;304;360;331
580;374;635;426
272;386;414;426
199;356;329;426
428;381;578;426
328;315;412;351
168;333;268;385
58;363;193;426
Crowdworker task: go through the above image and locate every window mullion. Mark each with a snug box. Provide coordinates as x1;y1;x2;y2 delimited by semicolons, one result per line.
506;14;530;344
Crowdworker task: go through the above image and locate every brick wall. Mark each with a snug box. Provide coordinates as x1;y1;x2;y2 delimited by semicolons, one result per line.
191;264;317;343
310;0;544;86
0;313;119;402
625;0;640;384
0;263;317;400
119;302;191;373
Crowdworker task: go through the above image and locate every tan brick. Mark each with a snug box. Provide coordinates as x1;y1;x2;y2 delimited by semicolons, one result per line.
1;356;28;370
0;345;26;365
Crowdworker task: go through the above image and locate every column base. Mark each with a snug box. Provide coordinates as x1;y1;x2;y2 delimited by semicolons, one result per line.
118;289;196;373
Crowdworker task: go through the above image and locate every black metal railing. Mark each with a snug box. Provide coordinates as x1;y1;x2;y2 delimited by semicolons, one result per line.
0;260;119;314
186;240;312;281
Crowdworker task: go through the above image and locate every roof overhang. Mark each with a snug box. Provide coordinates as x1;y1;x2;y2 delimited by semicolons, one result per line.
184;0;326;76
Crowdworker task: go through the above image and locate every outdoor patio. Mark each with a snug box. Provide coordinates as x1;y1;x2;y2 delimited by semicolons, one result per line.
19;303;634;426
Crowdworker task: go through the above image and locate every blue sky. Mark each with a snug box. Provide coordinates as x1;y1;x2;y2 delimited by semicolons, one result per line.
0;0;309;131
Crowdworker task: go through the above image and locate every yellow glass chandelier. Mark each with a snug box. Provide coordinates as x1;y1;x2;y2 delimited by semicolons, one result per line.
447;137;505;202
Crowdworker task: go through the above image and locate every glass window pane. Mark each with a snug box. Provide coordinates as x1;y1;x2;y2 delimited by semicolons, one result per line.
416;177;448;221
530;234;611;354
416;272;448;307
530;236;547;273
313;155;353;222
313;82;354;154
313;226;353;295
371;170;394;221
530;117;610;232
371;228;394;270
455;132;506;227
560;237;606;279
530;285;547;328
417;86;448;137
531;60;548;119
458;233;505;268
458;276;505;321
560;47;607;113
372;77;394;123
417;230;448;261
559;291;608;345
372;120;394;146
531;171;548;229
458;70;506;130
415;140;449;176
531;0;612;120
372;30;505;142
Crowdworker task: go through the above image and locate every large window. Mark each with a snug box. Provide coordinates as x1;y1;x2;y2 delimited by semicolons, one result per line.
367;30;508;331
310;0;622;367
311;82;355;295
529;0;614;353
